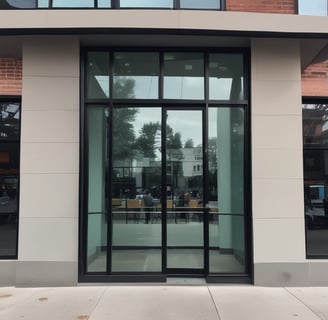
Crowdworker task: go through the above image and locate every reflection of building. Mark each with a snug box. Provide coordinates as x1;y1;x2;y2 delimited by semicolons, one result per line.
1;1;328;287
181;147;203;178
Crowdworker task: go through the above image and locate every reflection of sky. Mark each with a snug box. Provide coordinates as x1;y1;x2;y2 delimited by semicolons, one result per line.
167;110;203;146
299;0;327;16
133;109;203;147
133;108;161;137
115;76;158;99
164;77;204;100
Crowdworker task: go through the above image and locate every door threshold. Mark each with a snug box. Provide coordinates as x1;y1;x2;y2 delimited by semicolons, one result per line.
166;277;207;285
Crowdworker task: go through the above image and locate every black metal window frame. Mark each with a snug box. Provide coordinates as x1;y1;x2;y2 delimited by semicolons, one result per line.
79;47;252;283
0;0;225;10
0;96;21;260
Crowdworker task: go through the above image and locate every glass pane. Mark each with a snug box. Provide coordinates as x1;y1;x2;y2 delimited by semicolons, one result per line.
303;104;328;147
0;143;19;258
86;52;110;99
38;0;49;7
180;0;220;9
208;107;246;273
52;0;95;7
97;0;110;7
0;103;20;141
209;54;244;100
120;0;173;8
112;107;162;272
304;150;328;257
166;110;204;269
86;106;109;272
5;0;37;8
113;52;159;99
299;0;327;16
163;52;204;100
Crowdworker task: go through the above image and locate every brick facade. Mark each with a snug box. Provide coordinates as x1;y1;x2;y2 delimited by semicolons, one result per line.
0;57;22;96
302;60;328;97
226;0;296;14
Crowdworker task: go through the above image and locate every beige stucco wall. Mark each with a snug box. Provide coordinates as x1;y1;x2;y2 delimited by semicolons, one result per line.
251;38;308;285
16;36;80;286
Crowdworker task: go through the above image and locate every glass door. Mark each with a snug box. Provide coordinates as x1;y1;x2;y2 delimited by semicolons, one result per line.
165;109;205;272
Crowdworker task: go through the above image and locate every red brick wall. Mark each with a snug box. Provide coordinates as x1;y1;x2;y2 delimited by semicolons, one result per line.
0;57;22;96
302;60;328;97
226;0;296;14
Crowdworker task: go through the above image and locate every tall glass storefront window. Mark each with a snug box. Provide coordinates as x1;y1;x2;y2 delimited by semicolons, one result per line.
303;103;328;258
86;105;109;272
82;49;249;281
208;107;245;273
0;101;20;259
111;107;162;272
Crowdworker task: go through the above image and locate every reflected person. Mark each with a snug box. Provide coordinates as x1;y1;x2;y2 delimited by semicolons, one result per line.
143;190;154;224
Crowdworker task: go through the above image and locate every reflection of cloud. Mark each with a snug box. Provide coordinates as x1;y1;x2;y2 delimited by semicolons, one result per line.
164;77;204;99
133;108;161;136
167;110;203;146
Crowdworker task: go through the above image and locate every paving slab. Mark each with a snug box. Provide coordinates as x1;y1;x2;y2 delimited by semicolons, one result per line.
90;286;219;320
0;287;106;320
209;286;321;320
287;287;328;320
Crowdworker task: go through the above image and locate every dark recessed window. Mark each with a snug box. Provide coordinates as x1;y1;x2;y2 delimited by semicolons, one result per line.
303;103;328;258
0;101;20;259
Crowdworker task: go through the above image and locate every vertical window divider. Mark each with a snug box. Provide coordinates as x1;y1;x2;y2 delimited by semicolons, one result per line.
204;53;210;275
159;52;164;101
161;107;167;274
106;102;113;274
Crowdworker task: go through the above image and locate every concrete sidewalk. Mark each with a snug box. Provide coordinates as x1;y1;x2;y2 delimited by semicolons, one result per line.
1;284;328;320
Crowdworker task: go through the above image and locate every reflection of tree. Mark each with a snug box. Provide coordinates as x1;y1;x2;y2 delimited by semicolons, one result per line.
135;122;161;158
208;137;218;200
208;137;217;170
113;77;136;99
303;104;328;145
184;139;194;148
112;77;137;161
0;103;20;139
113;108;138;161
166;125;183;190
